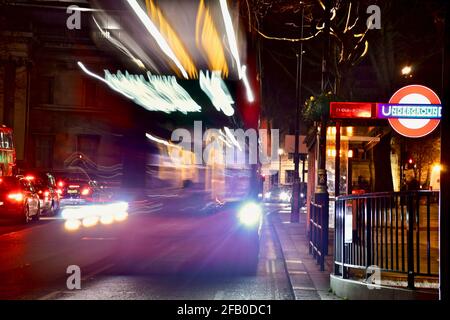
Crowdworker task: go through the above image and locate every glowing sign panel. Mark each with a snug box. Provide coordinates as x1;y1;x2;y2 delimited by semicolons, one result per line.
329;102;376;119
377;103;442;119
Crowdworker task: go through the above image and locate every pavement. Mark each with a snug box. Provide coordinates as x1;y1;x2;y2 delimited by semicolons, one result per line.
268;203;340;300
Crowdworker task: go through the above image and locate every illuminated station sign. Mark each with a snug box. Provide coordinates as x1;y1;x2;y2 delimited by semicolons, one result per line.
329;85;442;138
377;104;441;119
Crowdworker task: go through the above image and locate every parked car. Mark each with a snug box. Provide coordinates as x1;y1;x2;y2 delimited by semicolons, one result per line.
0;176;40;223
24;172;60;216
58;177;110;206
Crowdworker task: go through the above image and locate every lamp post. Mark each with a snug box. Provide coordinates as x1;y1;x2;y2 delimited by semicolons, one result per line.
278;148;284;185
291;3;305;223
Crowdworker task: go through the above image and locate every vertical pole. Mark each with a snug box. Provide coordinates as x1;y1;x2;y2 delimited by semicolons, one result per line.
407;194;415;289
335;121;341;198
279;154;281;185
440;0;450;301
291;4;304;223
315;0;331;256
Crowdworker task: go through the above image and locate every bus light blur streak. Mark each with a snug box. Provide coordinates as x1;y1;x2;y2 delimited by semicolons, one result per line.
126;0;189;79
219;0;242;79
241;65;254;103
105;70;201;114
195;0;228;77
77;62;134;100
199;71;234;116
145;0;197;78
92;16;146;69
224;126;242;151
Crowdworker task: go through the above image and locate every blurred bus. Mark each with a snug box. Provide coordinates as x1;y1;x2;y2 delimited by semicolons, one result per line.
0;125;16;176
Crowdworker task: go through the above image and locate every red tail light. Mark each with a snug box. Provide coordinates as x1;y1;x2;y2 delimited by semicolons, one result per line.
57;181;64;187
44;190;50;197
7;193;24;201
81;188;91;196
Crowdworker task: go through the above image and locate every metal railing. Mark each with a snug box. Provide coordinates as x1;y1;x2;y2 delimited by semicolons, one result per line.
334;191;439;288
309;201;328;271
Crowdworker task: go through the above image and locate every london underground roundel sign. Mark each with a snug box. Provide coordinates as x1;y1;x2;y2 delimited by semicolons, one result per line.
384;85;441;138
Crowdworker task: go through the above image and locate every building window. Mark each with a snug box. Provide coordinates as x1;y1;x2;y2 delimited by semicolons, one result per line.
285;170;295;184
77;134;100;163
38;76;54;104
35;135;54;168
83;79;97;107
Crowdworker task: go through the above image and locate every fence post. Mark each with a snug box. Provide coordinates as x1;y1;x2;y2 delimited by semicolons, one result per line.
309;203;313;255
407;193;415;289
342;199;347;279
366;198;372;267
334;200;340;275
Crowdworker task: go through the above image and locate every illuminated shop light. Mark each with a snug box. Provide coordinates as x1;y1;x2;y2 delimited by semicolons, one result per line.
199;70;234;116
219;0;242;79
126;0;189;79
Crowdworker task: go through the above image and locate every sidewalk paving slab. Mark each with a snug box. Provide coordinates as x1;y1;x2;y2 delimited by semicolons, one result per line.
270;208;341;300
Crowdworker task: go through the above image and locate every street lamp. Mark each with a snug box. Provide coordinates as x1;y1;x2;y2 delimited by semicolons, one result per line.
401;65;413;77
278;148;284;185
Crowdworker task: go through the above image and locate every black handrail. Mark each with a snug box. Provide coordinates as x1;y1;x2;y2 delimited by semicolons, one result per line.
334;191;439;289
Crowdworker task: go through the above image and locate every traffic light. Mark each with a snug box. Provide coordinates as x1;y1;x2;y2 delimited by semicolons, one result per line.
405;151;414;169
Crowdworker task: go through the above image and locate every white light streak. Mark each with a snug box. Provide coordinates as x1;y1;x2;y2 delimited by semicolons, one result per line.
219;0;242;79
224;126;242;151
199;70;234;116
77;62;134;100
241;65;254;102
105;70;201;113
92;16;146;69
126;0;189;78
146;133;181;149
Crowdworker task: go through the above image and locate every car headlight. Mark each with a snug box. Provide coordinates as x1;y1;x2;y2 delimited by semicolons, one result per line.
264;192;271;199
279;191;290;201
238;202;262;227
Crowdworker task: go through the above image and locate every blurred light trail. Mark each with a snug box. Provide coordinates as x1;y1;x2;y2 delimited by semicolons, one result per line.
199;70;234;116
126;0;189;79
145;0;197;78
196;0;228;77
241;65;254;103
105;70;201;113
77;61;134;100
219;0;242;79
92;16;146;69
62;202;129;231
64;219;81;231
224;126;242;151
146;133;181;149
